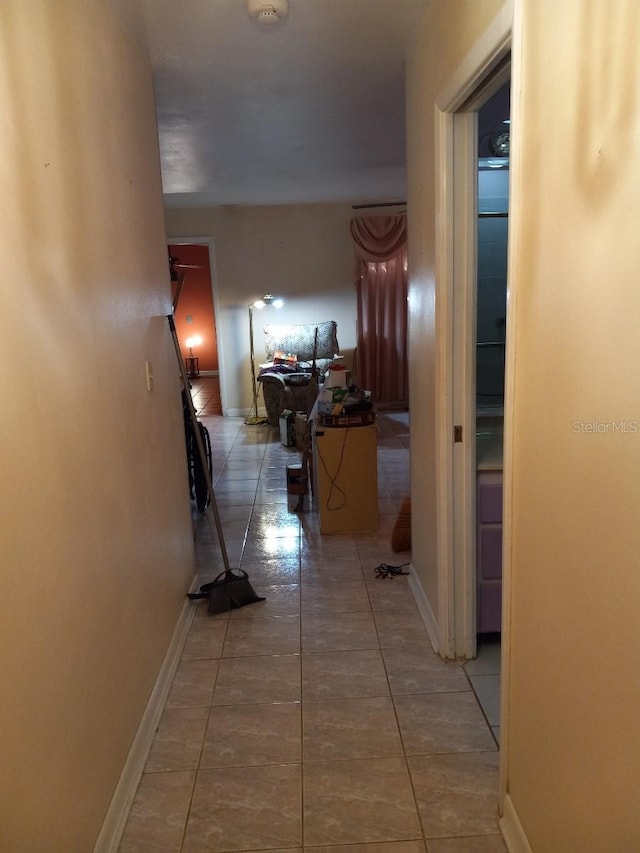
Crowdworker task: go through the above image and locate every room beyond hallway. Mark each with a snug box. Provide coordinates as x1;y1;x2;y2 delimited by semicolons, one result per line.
189;376;222;417
118;411;505;852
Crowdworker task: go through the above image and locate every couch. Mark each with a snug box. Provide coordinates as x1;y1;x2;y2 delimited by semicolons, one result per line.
257;320;339;426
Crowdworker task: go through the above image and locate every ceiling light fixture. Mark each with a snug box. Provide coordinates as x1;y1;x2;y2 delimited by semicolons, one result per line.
247;0;288;26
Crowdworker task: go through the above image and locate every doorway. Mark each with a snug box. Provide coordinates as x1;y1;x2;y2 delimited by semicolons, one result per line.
436;59;511;664
168;238;224;416
475;82;509;634
429;10;513;825
466;80;510;742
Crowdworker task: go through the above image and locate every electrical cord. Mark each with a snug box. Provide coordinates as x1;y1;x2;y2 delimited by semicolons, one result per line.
374;562;410;579
315;428;349;511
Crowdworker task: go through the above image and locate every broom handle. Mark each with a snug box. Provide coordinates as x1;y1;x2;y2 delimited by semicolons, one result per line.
167;314;232;574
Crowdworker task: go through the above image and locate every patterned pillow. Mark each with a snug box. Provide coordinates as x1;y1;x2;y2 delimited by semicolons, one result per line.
263;321;339;363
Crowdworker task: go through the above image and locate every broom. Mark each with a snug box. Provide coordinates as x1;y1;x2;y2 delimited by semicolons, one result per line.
167;314;265;614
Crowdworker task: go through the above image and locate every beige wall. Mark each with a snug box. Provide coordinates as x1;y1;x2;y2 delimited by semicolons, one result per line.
409;0;640;847
406;0;507;637
0;2;195;849
503;0;640;848
165;204;360;415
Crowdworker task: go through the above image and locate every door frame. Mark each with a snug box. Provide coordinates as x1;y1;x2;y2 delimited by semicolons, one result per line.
432;0;516;827
433;5;512;662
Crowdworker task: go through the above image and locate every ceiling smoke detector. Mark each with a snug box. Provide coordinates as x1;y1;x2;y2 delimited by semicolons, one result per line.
247;0;288;26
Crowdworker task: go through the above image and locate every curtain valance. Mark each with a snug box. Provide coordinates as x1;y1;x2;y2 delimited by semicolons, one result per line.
350;214;407;264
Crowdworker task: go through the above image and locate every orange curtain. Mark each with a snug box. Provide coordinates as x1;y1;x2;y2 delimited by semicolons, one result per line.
350;215;408;405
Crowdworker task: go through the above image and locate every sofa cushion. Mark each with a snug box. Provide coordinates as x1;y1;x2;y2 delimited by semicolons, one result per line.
263;320;339;364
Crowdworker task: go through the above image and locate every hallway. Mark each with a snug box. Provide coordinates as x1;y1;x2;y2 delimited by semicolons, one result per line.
118;403;505;852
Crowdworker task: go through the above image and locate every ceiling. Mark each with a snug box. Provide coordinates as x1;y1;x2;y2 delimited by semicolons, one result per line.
136;0;426;208
129;1;509;209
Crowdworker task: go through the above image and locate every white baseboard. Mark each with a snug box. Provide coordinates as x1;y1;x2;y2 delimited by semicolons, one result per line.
227;408;268;419
408;566;441;654
93;590;197;853
500;793;533;853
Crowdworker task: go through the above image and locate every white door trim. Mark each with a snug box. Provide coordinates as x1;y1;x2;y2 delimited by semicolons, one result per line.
433;107;456;659
452;109;479;660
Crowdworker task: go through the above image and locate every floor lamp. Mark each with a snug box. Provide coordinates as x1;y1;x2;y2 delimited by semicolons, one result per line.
245;293;284;425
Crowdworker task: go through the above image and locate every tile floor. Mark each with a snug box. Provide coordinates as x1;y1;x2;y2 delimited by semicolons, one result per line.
119;390;505;852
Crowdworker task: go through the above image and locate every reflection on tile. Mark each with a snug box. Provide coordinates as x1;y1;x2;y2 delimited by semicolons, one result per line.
238;557;300;585
302;649;390;700
302;611;378;652
182;764;302;852
254;486;289;504
118;770;194;852
303;696;402;761
222;614;300;656
145;706;209;772
303;757;421;846
394;692;497;755
213;654;301;705
250;504;302;536
383;646;469;695
409;752;500;838
242;537;300;562
213;478;259;493
201;702;301;767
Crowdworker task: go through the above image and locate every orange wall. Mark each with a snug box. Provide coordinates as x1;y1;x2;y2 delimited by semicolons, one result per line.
170;243;219;371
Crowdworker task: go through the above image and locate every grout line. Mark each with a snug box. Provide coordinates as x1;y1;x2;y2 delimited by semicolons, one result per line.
462;665;501;750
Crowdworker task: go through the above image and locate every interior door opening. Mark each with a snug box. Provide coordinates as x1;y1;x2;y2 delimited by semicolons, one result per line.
475;81;510;640
168;240;223;416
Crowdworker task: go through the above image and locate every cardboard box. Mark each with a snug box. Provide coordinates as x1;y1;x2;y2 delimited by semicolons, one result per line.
279;410;296;447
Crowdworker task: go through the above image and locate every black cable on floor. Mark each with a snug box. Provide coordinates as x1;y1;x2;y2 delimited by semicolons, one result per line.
374;562;410;579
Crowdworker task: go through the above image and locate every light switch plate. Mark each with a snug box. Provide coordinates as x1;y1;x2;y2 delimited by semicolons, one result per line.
145;360;154;391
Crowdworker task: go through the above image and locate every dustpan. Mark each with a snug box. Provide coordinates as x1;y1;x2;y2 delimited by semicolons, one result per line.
167;315;265;614
187;569;263;615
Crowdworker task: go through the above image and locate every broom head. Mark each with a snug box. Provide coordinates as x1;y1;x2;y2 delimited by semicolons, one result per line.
189;569;265;615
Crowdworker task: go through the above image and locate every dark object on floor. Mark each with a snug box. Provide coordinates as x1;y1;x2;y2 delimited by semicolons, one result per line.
167;314;266;614
188;571;265;615
181;387;213;512
391;497;411;552
375;562;410;579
